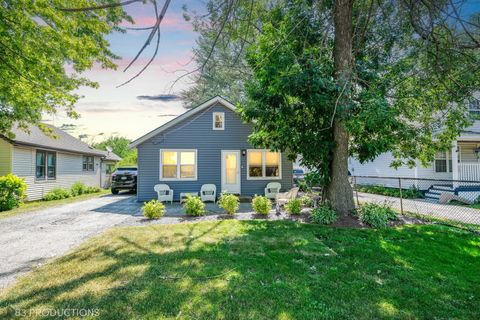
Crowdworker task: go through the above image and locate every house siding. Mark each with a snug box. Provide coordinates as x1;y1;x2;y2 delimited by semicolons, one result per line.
349;151;453;189
136;103;293;201
0;139;12;176
12;146;101;201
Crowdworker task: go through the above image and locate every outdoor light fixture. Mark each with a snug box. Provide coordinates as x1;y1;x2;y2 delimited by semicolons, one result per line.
242;149;246;156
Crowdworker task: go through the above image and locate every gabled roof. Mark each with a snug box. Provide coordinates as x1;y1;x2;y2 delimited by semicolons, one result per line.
129;96;237;148
2;123;105;156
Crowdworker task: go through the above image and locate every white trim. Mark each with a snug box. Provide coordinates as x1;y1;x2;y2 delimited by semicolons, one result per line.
212;112;225;130
159;149;198;181
221;150;241;194
130;96;236;148
246;149;282;180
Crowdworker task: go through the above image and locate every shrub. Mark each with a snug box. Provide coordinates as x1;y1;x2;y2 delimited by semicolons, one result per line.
218;193;240;215
43;188;71;201
285;198;302;215
252;195;272;215
85;186;101;193
358;202;397;228
143;200;166;219
355;184;422;199
70;182;101;197
310;203;337;225
0;174;27;211
184;195;205;216
300;195;315;207
70;182;88;196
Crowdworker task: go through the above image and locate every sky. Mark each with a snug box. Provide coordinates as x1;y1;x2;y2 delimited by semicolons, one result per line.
49;1;205;142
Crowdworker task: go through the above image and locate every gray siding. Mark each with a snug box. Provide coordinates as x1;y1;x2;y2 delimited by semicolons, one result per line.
137;104;293;201
12;146;102;201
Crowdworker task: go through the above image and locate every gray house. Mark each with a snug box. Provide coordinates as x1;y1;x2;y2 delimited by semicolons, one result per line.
0;123;121;200
130;96;293;202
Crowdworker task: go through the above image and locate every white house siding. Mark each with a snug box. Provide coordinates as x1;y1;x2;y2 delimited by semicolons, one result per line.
349;151;453;190
12;146;101;201
100;160;116;188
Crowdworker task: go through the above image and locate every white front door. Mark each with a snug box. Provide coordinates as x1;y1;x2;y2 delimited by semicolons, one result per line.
221;150;241;194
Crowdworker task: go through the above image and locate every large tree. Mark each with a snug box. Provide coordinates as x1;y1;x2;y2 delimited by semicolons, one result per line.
243;0;479;214
185;0;480;215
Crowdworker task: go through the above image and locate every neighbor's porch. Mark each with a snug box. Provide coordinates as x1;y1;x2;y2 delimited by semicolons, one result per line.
452;140;480;181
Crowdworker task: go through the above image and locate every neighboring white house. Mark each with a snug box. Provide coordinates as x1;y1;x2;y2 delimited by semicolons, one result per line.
0;123;121;201
350;102;480;201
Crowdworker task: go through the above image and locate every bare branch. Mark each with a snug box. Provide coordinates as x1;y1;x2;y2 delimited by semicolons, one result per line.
123;0;171;72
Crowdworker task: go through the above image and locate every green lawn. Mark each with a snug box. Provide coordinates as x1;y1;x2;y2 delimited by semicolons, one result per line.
0;189;111;220
1;221;479;319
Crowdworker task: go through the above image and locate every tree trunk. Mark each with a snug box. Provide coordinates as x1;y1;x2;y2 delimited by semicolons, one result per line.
325;0;355;215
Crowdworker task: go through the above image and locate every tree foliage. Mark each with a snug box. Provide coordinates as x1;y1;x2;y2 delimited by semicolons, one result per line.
93;136;137;166
180;0;266;106
0;0;132;137
239;0;480;186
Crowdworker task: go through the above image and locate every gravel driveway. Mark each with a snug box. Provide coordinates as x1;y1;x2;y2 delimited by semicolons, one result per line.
0;194;142;289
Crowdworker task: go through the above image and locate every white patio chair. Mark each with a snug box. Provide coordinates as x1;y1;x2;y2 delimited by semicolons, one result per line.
154;184;173;204
265;182;282;200
200;184;216;203
275;187;300;213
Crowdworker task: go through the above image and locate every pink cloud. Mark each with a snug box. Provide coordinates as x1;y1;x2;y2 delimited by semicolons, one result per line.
121;14;193;31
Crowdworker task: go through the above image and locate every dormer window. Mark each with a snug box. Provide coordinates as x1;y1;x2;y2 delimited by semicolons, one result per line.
213;112;225;130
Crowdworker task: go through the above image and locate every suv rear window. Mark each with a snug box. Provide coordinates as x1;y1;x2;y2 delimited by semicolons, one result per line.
116;167;137;171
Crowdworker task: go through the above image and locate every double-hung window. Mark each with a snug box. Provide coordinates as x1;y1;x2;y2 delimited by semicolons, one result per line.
435;151;452;173
36;150;56;180
160;149;197;180
83;156;94;171
247;150;281;179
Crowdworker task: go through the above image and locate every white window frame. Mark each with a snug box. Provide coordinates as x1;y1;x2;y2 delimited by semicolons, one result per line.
434;151;452;173
159;149;198;181
212;112;225;130
246;149;282;180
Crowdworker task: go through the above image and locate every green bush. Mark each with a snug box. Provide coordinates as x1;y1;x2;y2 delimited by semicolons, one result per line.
300;195;315;207
218;193;240;215
355;184;422;199
252;195;272;215
43;188;71;201
359;202;397;228
184;195;205;216
70;182;88;196
143;200;166;219
70;182;100;196
86;186;101;193
285;198;302;215
310;203;337;225
0;174;27;211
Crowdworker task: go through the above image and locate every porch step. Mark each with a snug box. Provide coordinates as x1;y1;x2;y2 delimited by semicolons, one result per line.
425;185;455;200
424;192;441;200
431;184;454;192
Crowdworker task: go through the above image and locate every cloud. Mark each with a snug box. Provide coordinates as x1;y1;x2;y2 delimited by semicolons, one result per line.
120;14;193;31
75;99;187;114
137;94;181;101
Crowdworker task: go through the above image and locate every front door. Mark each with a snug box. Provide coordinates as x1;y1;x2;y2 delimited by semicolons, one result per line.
221;150;241;194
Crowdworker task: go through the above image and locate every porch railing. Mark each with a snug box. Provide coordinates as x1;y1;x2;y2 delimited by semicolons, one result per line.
458;163;480;181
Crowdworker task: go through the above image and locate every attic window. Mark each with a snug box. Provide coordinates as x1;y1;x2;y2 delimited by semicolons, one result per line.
213;112;224;130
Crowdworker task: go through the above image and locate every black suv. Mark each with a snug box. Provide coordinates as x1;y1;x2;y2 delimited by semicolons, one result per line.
111;167;137;194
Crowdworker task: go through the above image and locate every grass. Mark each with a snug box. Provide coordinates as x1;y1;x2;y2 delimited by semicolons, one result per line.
0;189;111;220
1;220;479;319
